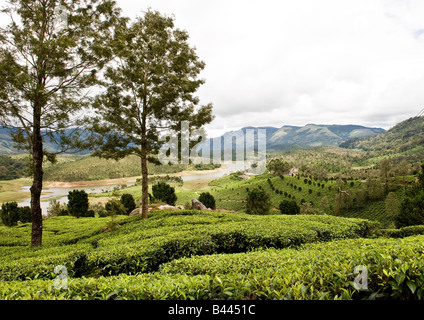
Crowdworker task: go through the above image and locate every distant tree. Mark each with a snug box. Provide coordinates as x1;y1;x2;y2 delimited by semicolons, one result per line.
385;192;400;219
1;202;19;226
320;196;332;214
395;160;410;182
366;178;385;201
90;10;213;220
395;163;424;228
0;202;31;226
152;182;177;206
246;188;271;215
335;178;350;214
380;159;392;194
279;200;300;215
199;192;216;210
105;199;127;216
300;202;316;215
267;159;291;176
0;155;28;180
120;194;136;215
67;190;89;218
418;163;424;187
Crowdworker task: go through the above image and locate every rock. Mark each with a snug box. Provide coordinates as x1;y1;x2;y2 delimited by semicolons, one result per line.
191;198;207;210
130;204;180;216
157;204;180;211
129;208;142;216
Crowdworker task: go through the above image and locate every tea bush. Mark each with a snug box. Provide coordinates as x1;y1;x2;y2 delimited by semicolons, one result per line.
2;235;424;300
0;211;378;280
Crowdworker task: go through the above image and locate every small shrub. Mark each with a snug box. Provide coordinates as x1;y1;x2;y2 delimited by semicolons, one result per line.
0;202;31;226
246;188;271;215
67;190;89;218
279;200;300;215
105;199;127;216
198;192;216;210
152;182;177;206
120;194;136;215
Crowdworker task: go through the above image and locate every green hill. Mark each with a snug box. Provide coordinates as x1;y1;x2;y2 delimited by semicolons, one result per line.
340;116;424;155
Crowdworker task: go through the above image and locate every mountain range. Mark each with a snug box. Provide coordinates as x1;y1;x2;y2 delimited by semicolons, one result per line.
0;123;386;154
203;124;385;152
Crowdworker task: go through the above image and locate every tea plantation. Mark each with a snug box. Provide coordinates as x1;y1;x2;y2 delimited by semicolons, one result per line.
1;210;424;300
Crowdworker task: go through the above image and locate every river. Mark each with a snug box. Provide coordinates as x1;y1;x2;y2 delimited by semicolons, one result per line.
17;161;250;215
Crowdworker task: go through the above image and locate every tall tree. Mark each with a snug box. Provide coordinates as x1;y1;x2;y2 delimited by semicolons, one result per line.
0;0;123;246
380;159;392;194
91;10;213;219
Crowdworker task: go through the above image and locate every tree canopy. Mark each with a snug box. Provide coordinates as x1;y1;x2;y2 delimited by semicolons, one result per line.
90;10;213;219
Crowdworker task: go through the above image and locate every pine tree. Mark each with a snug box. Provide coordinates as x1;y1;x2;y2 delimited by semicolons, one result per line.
90;10;213;219
0;0;122;246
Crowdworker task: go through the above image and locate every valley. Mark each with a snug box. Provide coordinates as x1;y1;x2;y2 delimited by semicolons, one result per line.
1;116;424;301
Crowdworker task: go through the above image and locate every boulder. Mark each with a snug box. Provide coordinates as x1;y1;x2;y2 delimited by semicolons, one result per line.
130;204;180;216
129;208;142;216
191;198;207;210
157;204;180;211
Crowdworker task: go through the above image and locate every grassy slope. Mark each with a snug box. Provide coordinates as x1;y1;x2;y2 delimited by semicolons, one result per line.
89;168;399;228
43;154;192;182
0;178;33;203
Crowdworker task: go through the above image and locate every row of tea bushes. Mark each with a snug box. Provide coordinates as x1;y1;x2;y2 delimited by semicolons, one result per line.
1;235;424;300
0;211;379;280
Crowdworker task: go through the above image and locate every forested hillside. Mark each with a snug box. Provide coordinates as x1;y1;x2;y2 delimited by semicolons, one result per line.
340;116;424;154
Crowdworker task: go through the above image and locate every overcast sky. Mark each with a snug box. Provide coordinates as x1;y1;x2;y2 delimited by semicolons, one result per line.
2;0;424;137
116;0;424;137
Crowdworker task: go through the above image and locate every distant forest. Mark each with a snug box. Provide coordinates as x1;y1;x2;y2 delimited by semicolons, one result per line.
0;156;28;180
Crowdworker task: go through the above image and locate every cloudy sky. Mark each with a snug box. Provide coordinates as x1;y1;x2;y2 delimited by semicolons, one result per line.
1;0;423;137
116;0;424;137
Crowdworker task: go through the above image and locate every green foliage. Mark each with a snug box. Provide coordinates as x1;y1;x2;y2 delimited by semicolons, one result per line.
198;192;216;210
246;188;271;215
105;199;128;216
395;194;424;228
279;200;300;215
0;202;31;226
194;163;221;171
395;164;424;228
120;194;136;215
0;155;28;180
0;212;378;282
8;206;423;301
340;116;424;155
267;158;291;175
67;190;89;218
44;155;189;182
152;182;177;206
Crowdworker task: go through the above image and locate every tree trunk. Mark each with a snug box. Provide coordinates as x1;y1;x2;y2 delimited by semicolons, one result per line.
140;148;149;219
30;106;43;247
140;112;149;219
